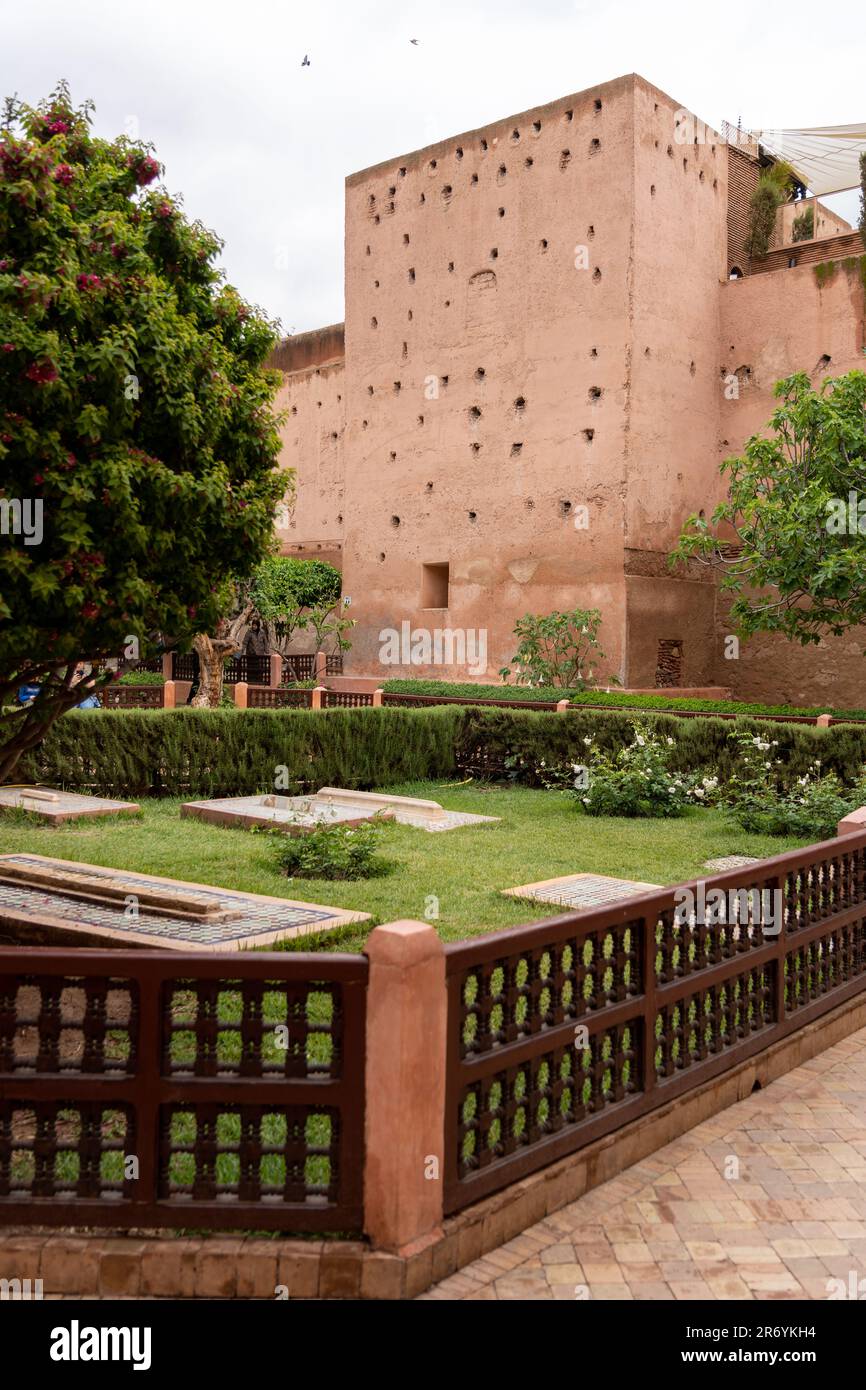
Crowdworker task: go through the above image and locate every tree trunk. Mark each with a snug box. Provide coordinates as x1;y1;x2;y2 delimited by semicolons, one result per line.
188;602;256;708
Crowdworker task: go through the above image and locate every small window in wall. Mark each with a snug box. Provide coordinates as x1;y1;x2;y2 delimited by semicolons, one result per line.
654;638;683;689
729;266;744;280
421;562;450;609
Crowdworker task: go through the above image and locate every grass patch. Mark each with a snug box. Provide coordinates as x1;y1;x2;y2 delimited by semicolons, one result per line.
0;780;813;952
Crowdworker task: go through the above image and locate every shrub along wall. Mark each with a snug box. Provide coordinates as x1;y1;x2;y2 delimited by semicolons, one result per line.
18;707;461;798
14;705;866;799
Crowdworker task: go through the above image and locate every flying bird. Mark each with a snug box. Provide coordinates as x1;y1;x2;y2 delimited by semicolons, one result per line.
302;54;310;66
410;39;419;45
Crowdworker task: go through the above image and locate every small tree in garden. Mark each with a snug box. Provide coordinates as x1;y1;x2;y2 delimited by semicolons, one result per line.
249;555;352;678
672;371;866;652
499;608;619;689
0;84;286;775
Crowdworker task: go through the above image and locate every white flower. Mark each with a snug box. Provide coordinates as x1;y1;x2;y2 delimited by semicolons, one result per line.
666;737;675;746
583;737;593;747
694;787;706;799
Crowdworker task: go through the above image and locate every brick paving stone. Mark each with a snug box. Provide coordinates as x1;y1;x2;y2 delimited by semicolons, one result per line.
422;1024;866;1301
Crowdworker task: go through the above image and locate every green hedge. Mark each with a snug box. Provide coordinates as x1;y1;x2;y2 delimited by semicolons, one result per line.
18;707;461;798
383;678;864;721
454;707;866;789
15;703;866;800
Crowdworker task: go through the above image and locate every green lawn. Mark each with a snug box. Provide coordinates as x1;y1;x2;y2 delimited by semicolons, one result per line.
0;780;813;952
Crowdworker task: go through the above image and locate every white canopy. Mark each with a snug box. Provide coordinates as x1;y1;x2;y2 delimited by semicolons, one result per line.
753;124;866;196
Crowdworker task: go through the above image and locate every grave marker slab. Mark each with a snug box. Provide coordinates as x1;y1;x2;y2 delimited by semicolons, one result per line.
503;871;660;912
0;786;139;823
0;854;369;952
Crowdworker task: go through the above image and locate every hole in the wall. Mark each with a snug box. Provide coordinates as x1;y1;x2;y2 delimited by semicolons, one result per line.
645;346;651;356
428;158;437;171
403;233;410;244
480;138;488;152
498;206;506;217
390;451;397;461
511;129;520;143
362;419;368;429
316;399;322;407
667;144;673;157
418;414;424;426
365;244;371;255
337;514;343;524
650;184;656;197
408;267;416;282
497;164;507;181
559;149;572;170
373;214;380;224
419;193;425;205
367;385;374;395
388;185;396;196
564;109;573;122
421;561;449;608
455;146;464;160
330;431;338;441
511;443;523;457
524;497;535;509
448;260;455;272
440;375;449;388
399;167;406;177
490;247;498;260
559;499;572;516
425;481;433;492
532;119;541;133
402;342;408;359
539;238;548;251
683;158;688;172
291;405;297;416
699;169;705;183
393;381;401;393
590;347;598;357
592;267;602;281
514;396;526;412
444;299;451;307
713;178;718;190
587;225;595;239
589;138;601;154
751;1078;762;1093
583;428;595;442
390;515;400;527
407;309;413;320
374;279;380;288
589;386;602;401
370;317;378;328
442;184;453;203
470;442;482;454
689;361;696;376
525;157;534;168
378;552;385;562
475;367;486;380
471;173;479;185
468;510;477;521
655;638;684;689
594;98;602;111
469;405;482;421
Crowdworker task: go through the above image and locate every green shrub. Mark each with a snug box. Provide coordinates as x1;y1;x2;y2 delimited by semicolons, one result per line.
18;706;460;798
272;821;392;880
723;729;866;838
119;670;165;686
566;723;694;817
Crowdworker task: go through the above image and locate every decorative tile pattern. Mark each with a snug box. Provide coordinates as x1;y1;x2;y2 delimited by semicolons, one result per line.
504;873;660;911
0;855;339;946
703;856;763;872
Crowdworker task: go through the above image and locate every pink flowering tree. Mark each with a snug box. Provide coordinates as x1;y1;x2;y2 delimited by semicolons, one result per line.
0;83;288;779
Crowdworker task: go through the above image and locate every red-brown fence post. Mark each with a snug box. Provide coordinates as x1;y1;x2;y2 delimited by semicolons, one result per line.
556;699;569;714
372;688;384;707
315;650;327;684
838;806;866;835
234;681;248;710
163;680;176;710
363;921;446;1254
269;652;282;688
311;686;326;710
816;713;832;728
161;652;174;681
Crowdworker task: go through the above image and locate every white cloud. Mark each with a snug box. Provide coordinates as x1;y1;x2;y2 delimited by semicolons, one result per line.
2;0;863;331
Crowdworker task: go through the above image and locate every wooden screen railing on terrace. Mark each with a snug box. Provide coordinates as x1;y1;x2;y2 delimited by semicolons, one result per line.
0;950;368;1232
442;829;866;1214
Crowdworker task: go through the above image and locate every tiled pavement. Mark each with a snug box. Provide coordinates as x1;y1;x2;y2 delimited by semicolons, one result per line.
421;1026;866;1301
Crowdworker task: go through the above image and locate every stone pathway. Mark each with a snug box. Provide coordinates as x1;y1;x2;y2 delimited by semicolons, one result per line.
421;1026;866;1300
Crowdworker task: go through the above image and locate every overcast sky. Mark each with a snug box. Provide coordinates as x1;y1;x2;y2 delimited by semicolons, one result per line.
3;0;863;334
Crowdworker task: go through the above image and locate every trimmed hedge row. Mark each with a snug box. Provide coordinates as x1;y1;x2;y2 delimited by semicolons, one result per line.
14;703;866;800
18;706;461;798
383;678;863;721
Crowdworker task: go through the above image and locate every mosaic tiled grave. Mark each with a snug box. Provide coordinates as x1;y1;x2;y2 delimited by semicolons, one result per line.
182;787;500;834
0;854;369;951
0;785;139;823
503;872;661;911
702;855;763;872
